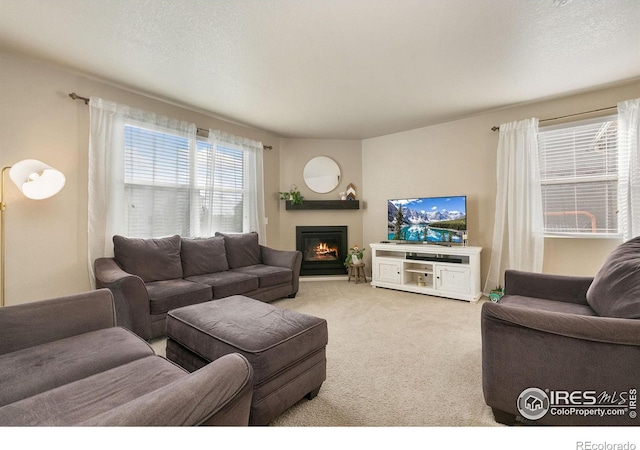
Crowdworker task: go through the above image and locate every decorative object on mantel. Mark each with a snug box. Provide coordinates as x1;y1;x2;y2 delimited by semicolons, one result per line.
279;184;304;205
339;192;346;200
344;245;365;268
346;183;357;200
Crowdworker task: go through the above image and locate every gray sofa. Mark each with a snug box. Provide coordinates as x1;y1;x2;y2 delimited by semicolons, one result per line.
0;289;254;426
482;237;640;425
95;232;302;340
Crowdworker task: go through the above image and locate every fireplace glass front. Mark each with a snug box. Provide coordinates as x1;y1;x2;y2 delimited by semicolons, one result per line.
296;226;348;276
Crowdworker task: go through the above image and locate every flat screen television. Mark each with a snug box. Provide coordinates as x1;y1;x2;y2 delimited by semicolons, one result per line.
387;196;467;244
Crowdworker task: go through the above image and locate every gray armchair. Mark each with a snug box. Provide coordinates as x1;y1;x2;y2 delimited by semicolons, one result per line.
482;257;640;425
0;289;253;426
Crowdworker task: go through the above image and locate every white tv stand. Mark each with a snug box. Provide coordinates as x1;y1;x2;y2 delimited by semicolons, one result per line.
370;242;482;302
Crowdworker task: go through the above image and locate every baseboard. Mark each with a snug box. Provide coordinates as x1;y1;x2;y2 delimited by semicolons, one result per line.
300;276;349;282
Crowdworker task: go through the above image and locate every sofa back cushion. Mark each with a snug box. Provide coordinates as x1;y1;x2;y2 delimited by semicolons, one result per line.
113;235;183;282
586;236;640;319
215;232;262;269
181;237;229;277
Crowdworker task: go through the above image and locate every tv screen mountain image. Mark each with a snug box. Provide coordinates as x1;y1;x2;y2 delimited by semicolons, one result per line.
388;196;467;243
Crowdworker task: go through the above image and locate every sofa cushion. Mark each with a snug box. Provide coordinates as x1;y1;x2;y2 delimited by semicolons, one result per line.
0;327;153;407
113;234;183;282
230;265;293;288
186;272;259;299
146;279;213;315
181;237;229;277
586;236;640;319
216;232;262;269
0;356;187;426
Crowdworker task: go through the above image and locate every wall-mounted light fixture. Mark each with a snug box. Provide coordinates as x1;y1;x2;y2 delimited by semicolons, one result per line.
1;159;65;307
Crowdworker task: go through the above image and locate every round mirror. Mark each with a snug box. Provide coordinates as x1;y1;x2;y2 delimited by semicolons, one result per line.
303;156;341;193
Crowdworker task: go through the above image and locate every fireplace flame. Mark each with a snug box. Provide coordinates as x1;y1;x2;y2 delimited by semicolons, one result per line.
307;241;339;261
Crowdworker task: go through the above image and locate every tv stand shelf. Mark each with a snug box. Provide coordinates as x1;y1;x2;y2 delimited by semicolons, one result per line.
370;243;482;302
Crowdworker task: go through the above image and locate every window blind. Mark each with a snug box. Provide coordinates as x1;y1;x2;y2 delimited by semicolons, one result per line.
194;141;245;234
124;124;193;237
538;116;618;236
123;123;260;239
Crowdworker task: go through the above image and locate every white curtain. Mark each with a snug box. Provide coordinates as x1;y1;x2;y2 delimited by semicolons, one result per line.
88;97;268;286
207;130;267;245
618;98;640;241
88;97;195;285
484;118;544;293
88;97;126;286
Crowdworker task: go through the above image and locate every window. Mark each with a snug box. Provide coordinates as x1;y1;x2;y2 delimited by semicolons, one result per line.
537;116;619;237
194;140;245;235
124;124;248;238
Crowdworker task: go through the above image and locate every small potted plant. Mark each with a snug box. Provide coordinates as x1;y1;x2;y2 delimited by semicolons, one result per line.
278;184;304;205
489;285;504;303
344;245;365;267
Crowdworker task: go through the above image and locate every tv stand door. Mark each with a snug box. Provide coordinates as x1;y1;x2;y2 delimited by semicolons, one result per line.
434;265;471;296
375;258;402;284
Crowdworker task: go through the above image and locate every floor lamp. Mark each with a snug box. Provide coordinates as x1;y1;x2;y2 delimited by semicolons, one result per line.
1;159;66;307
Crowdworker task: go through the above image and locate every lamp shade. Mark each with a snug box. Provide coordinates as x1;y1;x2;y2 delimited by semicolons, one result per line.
9;159;65;200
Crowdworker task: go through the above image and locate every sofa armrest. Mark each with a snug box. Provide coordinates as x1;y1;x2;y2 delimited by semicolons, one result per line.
261;246;302;293
261;246;301;270
94;257;153;340
79;353;254;426
0;289;116;356
504;269;593;305
482;301;640;346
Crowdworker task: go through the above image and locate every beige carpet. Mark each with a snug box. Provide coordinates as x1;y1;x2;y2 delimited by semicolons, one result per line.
152;280;499;427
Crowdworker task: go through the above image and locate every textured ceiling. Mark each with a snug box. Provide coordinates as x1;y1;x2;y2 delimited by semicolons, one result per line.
0;0;639;139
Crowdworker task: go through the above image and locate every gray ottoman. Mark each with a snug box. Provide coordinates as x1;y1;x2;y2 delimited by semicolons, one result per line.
165;295;327;425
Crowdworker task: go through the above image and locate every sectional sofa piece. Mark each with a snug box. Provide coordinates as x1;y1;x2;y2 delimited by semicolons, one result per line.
0;289;253;426
94;232;302;340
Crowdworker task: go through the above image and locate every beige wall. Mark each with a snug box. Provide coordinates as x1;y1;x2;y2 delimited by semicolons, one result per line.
0;50;281;305
362;80;640;287
3;46;639;306
276;139;363;252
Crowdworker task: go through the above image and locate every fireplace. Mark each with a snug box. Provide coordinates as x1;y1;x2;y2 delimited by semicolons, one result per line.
296;226;348;276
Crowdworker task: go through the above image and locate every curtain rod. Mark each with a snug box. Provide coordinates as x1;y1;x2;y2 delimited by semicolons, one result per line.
490;105;617;131
69;93;273;150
